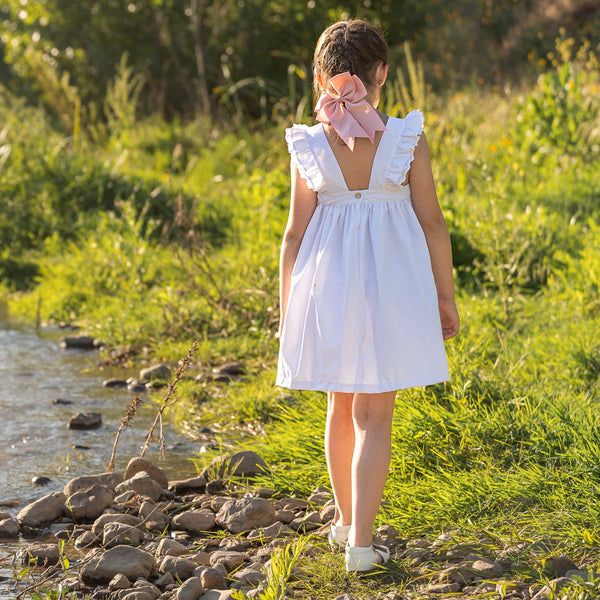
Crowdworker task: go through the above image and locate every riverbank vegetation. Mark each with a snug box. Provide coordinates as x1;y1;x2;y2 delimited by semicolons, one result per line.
2;1;600;597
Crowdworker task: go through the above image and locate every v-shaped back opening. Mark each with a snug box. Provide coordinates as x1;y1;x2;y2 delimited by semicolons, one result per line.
321;117;391;192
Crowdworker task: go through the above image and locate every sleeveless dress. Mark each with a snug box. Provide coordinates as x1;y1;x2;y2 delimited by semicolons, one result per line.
276;110;450;393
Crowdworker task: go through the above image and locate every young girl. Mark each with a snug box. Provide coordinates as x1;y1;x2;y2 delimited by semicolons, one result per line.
277;19;459;572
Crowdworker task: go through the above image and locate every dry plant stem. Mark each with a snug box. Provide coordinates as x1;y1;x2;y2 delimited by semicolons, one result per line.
139;339;198;459
107;395;144;472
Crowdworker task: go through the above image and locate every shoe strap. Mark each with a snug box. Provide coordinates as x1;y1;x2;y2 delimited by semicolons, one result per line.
371;544;388;564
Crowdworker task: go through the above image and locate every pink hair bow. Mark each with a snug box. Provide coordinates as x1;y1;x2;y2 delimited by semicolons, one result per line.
315;72;386;151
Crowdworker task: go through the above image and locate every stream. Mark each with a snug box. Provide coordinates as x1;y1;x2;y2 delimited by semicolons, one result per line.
0;318;202;592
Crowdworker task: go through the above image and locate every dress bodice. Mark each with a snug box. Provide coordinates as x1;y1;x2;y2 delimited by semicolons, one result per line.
285;110;424;206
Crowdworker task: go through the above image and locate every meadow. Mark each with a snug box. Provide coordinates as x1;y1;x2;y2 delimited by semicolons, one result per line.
2;33;600;599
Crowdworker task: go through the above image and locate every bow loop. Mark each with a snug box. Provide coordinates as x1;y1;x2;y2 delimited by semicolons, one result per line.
315;72;386;151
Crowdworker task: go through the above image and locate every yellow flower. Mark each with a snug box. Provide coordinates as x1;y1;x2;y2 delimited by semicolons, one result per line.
489;144;497;152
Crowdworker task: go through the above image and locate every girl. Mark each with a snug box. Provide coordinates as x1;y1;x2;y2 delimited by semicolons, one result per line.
277;19;459;573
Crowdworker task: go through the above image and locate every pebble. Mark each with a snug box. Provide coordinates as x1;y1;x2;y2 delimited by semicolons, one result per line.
68;412;102;430
60;335;102;350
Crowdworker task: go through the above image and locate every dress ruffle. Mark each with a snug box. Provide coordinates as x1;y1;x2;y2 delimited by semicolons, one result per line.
285;126;324;192
384;109;424;189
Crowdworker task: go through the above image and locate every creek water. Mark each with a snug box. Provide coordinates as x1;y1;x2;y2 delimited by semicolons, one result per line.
0;318;201;593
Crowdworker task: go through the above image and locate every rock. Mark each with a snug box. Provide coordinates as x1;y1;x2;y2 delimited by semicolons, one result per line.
532;577;574;600
319;502;336;523
75;530;100;549
231;567;266;586
154;571;176;589
469;557;504;577
139;501;169;531
275;498;308;511
199;591;236;600
128;381;148;393
427;582;462;594
125;458;169;488
120;592;154;600
213;362;245;376
18;542;61;565
52;398;73;405
156;538;188;557
289;510;322;532
177;577;204;600
209;550;247;572
133;580;161;599
307;491;331;506
172;509;216;535
31;475;52;486
81;545;157;585
103;377;129;388
216;498;277;534
210;451;267;478
60;335;101;350
549;556;579;577
197;567;228;590
247;522;295;540
170;476;207;495
565;569;596;581
206;480;226;494
0;517;20;537
92;513;143;535
64;472;123;496
140;364;171;381
66;484;115;521
159;556;199;580
17;491;66;527
103;521;145;547
68;412;102;430
275;509;296;524
109;573;131;591
116;472;164;502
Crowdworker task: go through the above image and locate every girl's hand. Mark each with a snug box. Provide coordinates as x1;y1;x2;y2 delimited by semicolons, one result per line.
439;299;460;340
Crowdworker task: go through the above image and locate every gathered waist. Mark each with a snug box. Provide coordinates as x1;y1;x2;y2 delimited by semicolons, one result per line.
317;187;411;207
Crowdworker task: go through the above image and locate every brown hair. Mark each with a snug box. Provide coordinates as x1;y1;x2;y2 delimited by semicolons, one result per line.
313;19;389;95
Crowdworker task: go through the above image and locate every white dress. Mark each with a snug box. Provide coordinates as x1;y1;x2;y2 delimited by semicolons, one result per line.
276;110;450;393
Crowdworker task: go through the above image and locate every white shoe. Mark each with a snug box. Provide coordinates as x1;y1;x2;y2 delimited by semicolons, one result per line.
345;543;390;572
328;522;351;548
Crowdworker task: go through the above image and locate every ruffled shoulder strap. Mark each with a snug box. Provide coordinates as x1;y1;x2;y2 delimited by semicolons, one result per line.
384;109;425;188
285;125;324;192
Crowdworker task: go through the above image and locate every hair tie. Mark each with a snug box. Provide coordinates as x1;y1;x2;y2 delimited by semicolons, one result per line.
315;72;386;151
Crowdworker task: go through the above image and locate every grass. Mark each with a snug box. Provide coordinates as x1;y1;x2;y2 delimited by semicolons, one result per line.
3;36;600;599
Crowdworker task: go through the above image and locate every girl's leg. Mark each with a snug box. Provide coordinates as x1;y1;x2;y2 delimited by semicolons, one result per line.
348;391;396;547
324;391;354;526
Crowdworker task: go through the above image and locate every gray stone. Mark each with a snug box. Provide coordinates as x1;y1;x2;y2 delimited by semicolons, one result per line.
176;576;204;600
60;335;100;350
469;557;504;577
216;498;276;534
170;476;207;495
210;451;267;478
66;485;115;521
231;567;265;586
116;472;164;501
125;458;169;489
159;556;198;580
68;412;102;430
427;582;462;594
172;509;216;534
103;521;145;547
247;522;295;540
532;577;574;600
140;364;171;381
196;567;228;590
133;581;161;599
209;550;247;572
120;592;154;600
213;362;245;376
64;472;124;496
32;475;52;486
92;513;143;535
81;545;156;585
0;517;20;537
274;509;296;524
103;377;128;388
156;537;188;557
17;491;66;527
199;591;235;600
549;556;579;577
139;501;169;530
109;573;131;590
18;542;61;565
74;530;100;549
154;571;176;589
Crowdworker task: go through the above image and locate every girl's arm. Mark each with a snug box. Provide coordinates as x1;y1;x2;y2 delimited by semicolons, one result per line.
279;158;318;334
409;133;460;340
